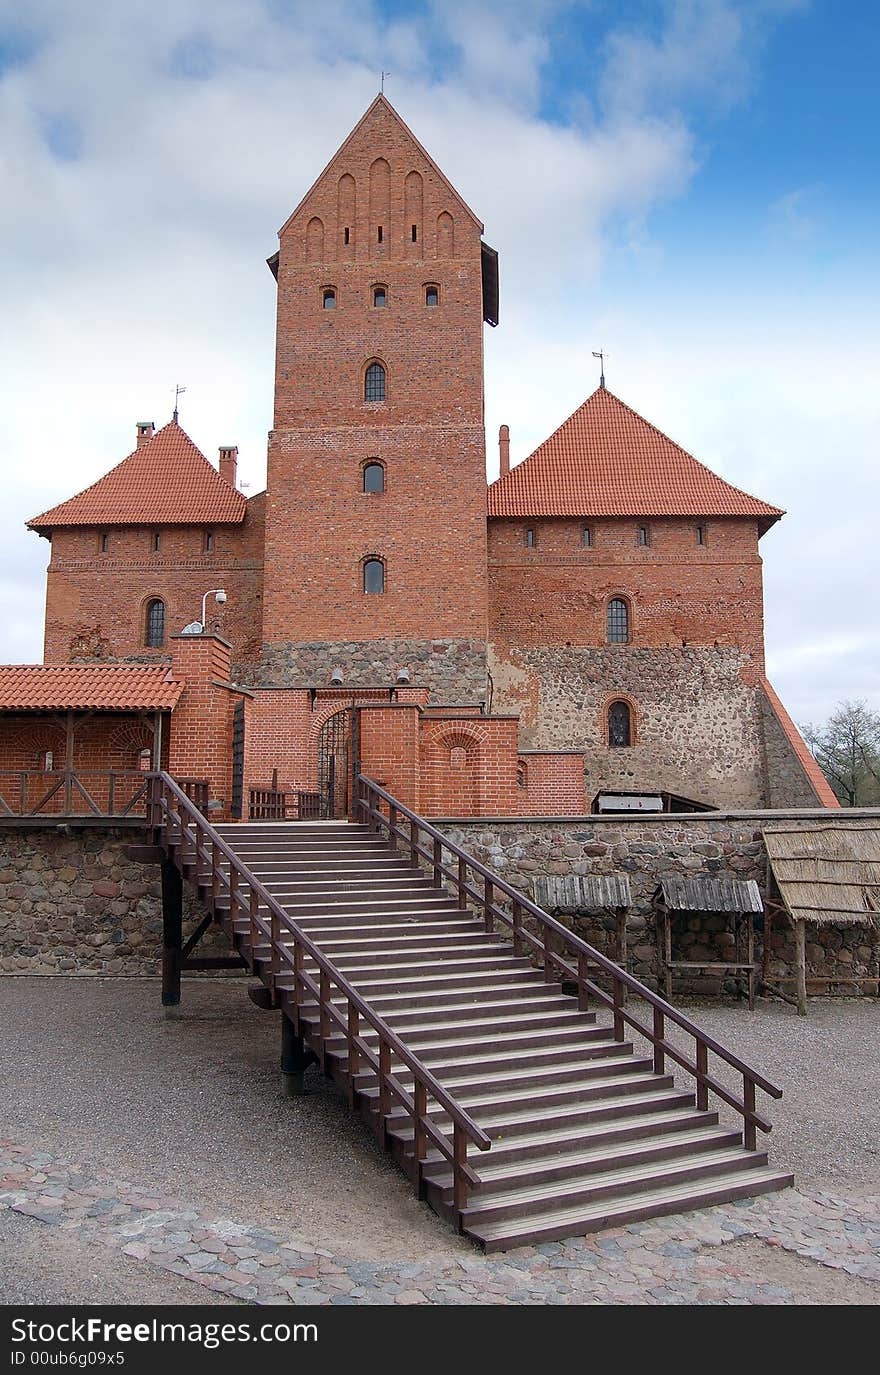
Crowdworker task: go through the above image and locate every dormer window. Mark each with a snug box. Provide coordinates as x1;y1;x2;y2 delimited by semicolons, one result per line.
322;287;336;309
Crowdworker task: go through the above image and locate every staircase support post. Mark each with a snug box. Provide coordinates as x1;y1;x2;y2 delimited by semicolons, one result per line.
281;1011;313;1096
160;855;183;1008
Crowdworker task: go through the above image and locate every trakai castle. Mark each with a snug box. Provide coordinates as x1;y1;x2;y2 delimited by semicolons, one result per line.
12;96;835;819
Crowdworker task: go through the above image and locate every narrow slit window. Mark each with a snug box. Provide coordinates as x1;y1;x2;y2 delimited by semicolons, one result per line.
152;531;161;553
204;530;214;553
607;598;629;644
373;286;386;308
638;525;649;546
525;528;536;548
100;532;109;554
608;700;632;748
411;224;418;242
364;362;386;402
377;225;383;243
145;598;165;648
363;559;385;594
322;287;336;309
363;462;384;494
343;227;350;245
583;526;592;548
425;285;439;307
696;524;706;545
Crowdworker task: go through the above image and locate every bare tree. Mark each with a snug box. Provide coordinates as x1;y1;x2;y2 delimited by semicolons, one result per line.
803;700;880;807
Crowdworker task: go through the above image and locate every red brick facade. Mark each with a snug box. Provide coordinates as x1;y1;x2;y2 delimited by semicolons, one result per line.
15;95;836;817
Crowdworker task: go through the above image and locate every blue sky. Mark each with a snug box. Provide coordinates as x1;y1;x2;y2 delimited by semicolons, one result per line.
0;0;877;725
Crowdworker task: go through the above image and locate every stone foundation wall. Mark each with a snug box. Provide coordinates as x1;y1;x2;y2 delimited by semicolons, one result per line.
0;826;228;976
438;814;880;998
237;638;487;704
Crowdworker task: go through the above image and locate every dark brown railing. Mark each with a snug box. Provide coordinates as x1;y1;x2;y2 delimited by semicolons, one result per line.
357;775;782;1152
149;772;491;1208
0;769;151;818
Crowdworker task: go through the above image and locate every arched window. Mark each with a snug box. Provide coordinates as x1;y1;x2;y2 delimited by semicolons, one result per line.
137;748;152;772
363;559;385;594
322;287;336;309
517;760;528;789
373;285;387;308
450;746;467;770
364;362;386;402
425;285;439;307
608;700;632;748
363;462;384;494
145;599;165;648
607;597;629;644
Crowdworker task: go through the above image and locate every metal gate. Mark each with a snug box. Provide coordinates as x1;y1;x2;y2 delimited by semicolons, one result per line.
317;708;353;819
231;700;245;820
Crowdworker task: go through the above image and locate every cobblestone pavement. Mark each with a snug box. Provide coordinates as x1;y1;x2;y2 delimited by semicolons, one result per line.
1;1140;877;1305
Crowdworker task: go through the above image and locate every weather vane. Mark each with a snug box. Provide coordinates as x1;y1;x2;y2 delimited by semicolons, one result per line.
173;383;187;422
592;350;607;389
380;70;391;94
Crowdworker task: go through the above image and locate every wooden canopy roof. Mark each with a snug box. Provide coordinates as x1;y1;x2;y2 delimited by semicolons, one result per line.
654;876;764;914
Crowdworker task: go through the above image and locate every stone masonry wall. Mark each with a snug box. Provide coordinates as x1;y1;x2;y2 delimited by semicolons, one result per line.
238;638;487;703
438;814;880;998
0;827;227;976
489;644;767;809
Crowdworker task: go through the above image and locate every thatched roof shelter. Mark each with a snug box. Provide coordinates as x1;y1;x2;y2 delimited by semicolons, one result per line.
763;822;880;926
762;821;880;1014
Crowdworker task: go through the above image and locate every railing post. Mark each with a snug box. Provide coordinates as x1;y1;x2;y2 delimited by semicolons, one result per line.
432;838;442;888
653;1006;665;1074
270;907;280;1005
409;817;418;870
319;970;330;1060
743;1075;757;1151
248;887;258;974
543;926;553;981
379;1039;391;1124
483;876;494;934
108;772;116;816
453;1123;467;1215
577;950;589;1011
612;977;624;1040
348;1003;360;1089
457;856;467;912
211;840;220;902
696;1040;709;1111
388;805;398;851
413;1081;427;1180
293;943;304;1010
512;900;523;957
228;863;239;926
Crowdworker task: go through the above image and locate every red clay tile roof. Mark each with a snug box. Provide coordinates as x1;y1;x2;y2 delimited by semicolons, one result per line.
0;665;184;712
488;387;784;530
760;677;840;808
28;421;247;532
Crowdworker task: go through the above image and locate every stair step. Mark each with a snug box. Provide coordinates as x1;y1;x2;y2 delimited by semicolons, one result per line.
467;1168;793;1252
427;1126;743;1194
349;1041;635;1089
378;1068;668;1121
462;1148;769;1224
322;1016;604;1057
290;979;564;1013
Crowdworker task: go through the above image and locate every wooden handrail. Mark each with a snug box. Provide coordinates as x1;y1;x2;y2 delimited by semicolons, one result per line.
149;772;491;1204
0;769;161;818
356;774;783;1149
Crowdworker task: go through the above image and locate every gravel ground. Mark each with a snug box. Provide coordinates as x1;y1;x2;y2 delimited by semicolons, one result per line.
1;977;877;1306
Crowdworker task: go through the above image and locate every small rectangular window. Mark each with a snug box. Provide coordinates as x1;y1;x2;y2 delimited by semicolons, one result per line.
411;224;418;242
525;528;536;548
343;227;350;245
152;531;161;553
204;530;214;553
583;526;592;548
425;286;439;307
638;525;649;546
696;524;706;546
100;532;109;554
377;225;383;243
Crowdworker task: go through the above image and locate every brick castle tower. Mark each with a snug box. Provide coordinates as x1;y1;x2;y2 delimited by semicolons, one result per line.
258;95;499;701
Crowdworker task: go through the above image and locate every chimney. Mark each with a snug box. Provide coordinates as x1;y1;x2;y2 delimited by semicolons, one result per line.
136;421;155;448
498;424;510;478
219;444;238;489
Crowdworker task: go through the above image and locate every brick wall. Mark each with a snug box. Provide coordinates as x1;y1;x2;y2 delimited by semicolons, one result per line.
359;704;422;812
261;98;489;698
41;494;265;665
418;715;520;817
517;752;586;815
167;634;243;817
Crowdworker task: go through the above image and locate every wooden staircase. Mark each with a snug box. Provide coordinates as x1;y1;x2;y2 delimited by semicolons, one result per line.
152;774;792;1252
